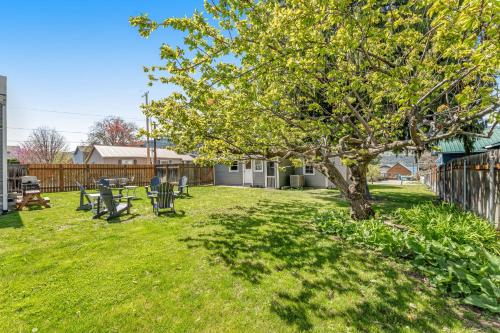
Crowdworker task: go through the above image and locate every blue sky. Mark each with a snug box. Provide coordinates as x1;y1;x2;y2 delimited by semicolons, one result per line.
0;0;205;149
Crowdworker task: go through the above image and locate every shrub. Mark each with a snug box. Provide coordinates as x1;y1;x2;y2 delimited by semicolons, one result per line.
314;204;500;313
394;203;498;254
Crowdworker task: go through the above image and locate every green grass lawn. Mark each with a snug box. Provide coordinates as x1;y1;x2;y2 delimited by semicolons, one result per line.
0;185;495;332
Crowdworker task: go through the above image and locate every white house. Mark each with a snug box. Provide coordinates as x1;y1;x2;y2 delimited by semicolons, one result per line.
85;145;194;165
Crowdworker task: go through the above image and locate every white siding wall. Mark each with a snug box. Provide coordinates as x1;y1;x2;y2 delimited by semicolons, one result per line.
0;76;6;211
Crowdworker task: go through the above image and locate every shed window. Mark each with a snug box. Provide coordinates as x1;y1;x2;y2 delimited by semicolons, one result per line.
304;164;315;175
254;160;263;172
229;161;239;172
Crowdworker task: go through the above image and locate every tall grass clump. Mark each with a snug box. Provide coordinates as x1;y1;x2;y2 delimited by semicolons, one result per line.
314;203;500;313
395;203;498;254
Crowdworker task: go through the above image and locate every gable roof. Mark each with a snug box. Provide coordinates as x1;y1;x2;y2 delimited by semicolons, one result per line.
436;128;500;154
86;145;194;162
74;145;92;155
387;162;412;173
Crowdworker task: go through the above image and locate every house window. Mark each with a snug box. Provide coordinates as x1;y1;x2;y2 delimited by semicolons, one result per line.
304;164;315;175
229;161;239;172
119;159;136;165
160;160;173;165
253;160;263;172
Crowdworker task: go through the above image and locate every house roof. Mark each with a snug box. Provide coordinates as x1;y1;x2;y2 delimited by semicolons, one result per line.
74;145;92;155
485;142;500;150
387;162;413;173
436;128;500;154
88;145;194;162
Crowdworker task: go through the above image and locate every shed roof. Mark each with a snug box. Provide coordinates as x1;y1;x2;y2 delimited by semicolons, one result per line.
436;128;500;154
89;145;194;161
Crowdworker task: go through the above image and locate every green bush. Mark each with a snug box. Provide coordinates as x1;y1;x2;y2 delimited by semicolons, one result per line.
314;204;500;313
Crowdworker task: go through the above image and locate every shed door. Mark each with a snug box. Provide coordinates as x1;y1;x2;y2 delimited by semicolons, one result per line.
244;161;253;185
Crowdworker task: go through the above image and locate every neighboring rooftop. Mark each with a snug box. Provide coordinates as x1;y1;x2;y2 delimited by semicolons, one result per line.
88;145;194;162
74;145;92;154
436;128;500;154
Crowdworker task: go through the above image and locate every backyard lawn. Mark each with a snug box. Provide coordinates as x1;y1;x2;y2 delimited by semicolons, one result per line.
0;185;495;332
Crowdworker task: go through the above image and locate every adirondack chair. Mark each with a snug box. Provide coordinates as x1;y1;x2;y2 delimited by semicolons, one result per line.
145;176;161;197
76;181;100;211
174;176;189;197
99;186;133;221
150;182;175;216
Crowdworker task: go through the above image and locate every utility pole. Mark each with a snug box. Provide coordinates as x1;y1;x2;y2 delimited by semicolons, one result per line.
142;91;151;165
153;122;158;166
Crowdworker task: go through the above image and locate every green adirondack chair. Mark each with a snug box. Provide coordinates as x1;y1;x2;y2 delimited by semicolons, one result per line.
150;182;175;216
99;186;133;221
145;176;161;197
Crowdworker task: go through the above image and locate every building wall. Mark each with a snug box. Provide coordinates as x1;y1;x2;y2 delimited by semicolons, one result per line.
0;76;6;211
73;149;85;164
278;160;294;188
253;161;265;187
86;151;184;165
294;157;345;188
214;163;243;186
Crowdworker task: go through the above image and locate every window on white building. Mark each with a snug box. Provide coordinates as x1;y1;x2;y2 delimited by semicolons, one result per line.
304;164;315;175
253;160;263;172
229;161;239;172
119;159;136;165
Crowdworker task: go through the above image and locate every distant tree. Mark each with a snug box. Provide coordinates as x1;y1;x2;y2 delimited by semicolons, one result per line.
367;165;381;184
87;116;141;146
18;127;68;164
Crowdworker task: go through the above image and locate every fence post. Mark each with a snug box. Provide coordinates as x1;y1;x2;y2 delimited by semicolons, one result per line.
450;160;454;203
488;152;495;225
59;164;64;192
463;158;467;209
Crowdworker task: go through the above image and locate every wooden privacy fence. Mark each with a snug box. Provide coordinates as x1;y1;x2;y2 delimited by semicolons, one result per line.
420;149;499;228
8;163;214;193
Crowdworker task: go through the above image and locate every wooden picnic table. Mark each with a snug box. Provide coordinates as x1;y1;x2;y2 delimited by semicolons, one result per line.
16;190;51;210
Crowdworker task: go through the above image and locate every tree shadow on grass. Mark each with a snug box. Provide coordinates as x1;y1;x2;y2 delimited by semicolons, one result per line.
0;211;23;229
180;199;486;332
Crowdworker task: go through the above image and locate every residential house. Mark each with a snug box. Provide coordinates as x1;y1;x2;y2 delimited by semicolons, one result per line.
0;76;7;212
72;146;92;164
385;162;413;180
379;152;418;179
214;157;348;189
85;145;194;165
435;128;500;164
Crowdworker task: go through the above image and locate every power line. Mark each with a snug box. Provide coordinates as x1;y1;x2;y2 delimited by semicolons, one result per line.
8;139;84;144
10;106;145;122
8;127;87;134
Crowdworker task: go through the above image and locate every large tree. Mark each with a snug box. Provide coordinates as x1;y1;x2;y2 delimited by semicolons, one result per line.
87;116;141;146
18;127;68;164
131;0;499;219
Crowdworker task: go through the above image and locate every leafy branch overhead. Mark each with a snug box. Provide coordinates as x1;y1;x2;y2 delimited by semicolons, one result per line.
131;0;499;219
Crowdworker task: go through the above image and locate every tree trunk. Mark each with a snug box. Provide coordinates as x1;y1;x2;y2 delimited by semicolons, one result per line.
348;164;375;220
318;158;375;220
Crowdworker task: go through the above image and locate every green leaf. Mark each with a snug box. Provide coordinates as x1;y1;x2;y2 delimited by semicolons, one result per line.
463;294;500;313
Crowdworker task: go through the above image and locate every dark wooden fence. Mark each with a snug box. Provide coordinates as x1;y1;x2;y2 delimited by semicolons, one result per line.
8;163;214;193
420;149;499;228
